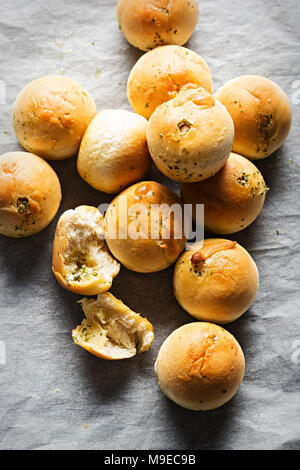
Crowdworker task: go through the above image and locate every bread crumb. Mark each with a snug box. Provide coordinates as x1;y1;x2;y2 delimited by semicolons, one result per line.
55;39;63;48
95;68;101;79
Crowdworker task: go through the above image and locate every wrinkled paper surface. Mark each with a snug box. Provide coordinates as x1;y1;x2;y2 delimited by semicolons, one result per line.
0;0;299;450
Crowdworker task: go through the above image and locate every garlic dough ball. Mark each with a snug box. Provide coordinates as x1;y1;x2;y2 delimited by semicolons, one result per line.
77;110;151;194
13;76;97;160
105;181;187;273
173;239;259;323
52;206;120;295
73;292;154;360
181;153;268;234
147;86;234;182
0;151;61;237
117;0;199;52
155;322;245;410
215;75;292;159
127;45;213;119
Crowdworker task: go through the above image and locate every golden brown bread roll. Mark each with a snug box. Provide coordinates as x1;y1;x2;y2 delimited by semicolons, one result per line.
117;0;199;51
77;110;151;194
173;239;259;323
127;45;213;119
105;181;187;273
146;86;234;182
181;152;268;234
0;151;61;237
73;292;154;360
215;75;292;159
155;322;245;410
52;206;120;295
13;76;97;160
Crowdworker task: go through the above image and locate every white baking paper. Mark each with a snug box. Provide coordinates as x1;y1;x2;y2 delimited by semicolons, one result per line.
0;0;299;450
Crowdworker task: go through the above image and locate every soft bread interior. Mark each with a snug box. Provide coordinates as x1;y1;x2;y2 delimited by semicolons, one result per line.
63;207;119;287
72;293;155;359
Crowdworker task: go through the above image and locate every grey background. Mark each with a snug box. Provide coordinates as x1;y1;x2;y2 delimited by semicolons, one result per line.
0;0;299;450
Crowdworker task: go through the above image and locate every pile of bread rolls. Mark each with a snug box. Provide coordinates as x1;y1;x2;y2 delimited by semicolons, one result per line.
0;1;292;412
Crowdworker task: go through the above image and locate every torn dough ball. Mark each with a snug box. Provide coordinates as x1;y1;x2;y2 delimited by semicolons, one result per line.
52;205;120;295
72;292;155;360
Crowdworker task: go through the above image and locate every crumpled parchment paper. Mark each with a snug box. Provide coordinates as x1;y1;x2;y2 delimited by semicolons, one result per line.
0;0;299;450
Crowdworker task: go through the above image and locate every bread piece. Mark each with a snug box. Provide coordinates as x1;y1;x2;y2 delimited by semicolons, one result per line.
146;85;234;182
73;292;154;360
173;239;259;323
0;151;61;237
181;152;268;234
155;322;245;410
13;76;96;160
117;0;199;51
77;110;150;194
215;75;292;159
52;206;120;295
127;45;213;119
105;181;187;273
